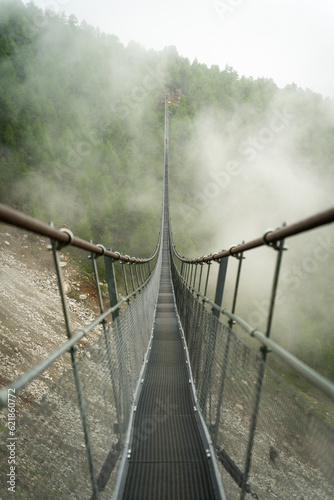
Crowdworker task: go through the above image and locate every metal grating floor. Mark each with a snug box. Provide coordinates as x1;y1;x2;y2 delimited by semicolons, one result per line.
121;247;220;499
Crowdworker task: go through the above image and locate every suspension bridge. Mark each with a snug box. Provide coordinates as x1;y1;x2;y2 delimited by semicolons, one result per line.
0;97;334;499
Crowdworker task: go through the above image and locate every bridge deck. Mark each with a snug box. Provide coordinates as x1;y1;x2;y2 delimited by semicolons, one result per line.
121;245;220;499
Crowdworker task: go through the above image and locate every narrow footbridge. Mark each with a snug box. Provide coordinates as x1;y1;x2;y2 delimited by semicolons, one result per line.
0;98;334;499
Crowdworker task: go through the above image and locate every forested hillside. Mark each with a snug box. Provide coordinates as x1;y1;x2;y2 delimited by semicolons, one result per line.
1;1;334;377
1;0;333;253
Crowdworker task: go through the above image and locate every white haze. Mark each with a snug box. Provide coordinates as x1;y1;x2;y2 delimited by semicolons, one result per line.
7;1;334;375
23;0;334;98
172;95;333;247
168;91;334;365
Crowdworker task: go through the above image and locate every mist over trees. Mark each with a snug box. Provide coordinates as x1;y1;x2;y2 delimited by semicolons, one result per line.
1;1;333;378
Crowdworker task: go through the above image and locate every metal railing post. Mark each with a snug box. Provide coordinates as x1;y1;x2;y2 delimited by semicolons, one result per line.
198;263;204;295
129;264;136;292
229;250;245;327
90;246;122;442
121;261;129;297
189;264;194;290
104;255;120;321
240;237;286;500
139;264;145;286
204;262;211;297
214;252;244;446
50;233;99;499
264;238;287;345
104;254;130;436
186;262;190;284
213;257;229;318
193;264;198;290
134;264;140;289
200;257;229;417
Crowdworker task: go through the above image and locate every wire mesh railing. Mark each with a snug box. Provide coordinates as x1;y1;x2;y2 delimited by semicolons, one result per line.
1;89;334;500
0;204;161;499
170;207;334;500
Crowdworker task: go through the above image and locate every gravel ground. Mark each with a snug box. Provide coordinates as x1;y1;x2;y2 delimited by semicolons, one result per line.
0;224;333;499
0;225;118;499
0;226;104;402
217;399;333;500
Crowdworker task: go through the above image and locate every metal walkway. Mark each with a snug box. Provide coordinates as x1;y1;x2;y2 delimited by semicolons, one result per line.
116;236;224;499
1;95;333;499
112;96;225;499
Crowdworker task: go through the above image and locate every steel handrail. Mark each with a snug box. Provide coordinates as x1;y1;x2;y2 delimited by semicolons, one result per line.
173;206;334;263
0;203;159;263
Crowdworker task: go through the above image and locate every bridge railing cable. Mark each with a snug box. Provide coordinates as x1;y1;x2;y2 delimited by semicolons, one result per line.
0;203;162;499
173;207;334;263
170;207;334;499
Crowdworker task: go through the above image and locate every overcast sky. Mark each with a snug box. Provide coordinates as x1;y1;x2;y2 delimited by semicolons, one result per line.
25;0;334;97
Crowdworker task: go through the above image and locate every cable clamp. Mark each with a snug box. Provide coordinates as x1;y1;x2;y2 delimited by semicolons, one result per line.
120;254;129;264
262;229;281;250
51;228;74;251
212;252;220;263
228;245;237;256
263;228;288;251
113;251;121;261
94;244;106;259
260;345;272;354
229;245;245;260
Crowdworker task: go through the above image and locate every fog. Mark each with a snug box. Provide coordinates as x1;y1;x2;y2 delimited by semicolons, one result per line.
1;1;333;377
2;3;168;253
171;95;333;246
168;90;334;375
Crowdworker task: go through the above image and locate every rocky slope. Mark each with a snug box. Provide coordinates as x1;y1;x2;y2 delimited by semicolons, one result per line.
0;224;105;406
0;223;333;499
